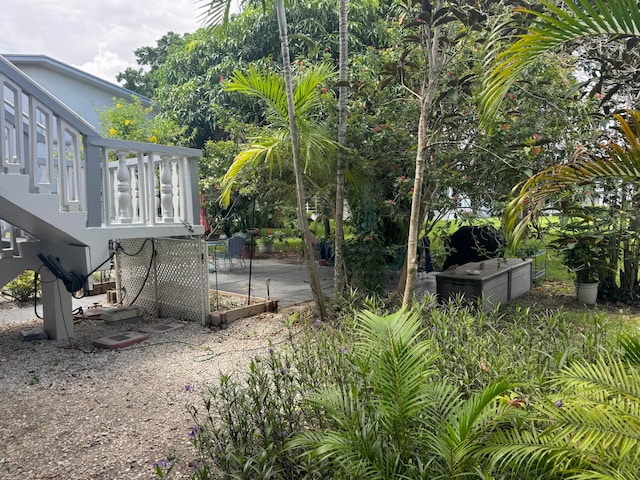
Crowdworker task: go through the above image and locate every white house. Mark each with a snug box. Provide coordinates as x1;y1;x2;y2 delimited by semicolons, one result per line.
3;54;151;132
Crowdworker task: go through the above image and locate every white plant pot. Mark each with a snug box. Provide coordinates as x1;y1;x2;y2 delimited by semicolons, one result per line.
258;242;274;254
574;281;599;305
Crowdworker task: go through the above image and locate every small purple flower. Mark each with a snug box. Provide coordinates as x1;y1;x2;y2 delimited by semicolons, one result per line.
280;367;287;376
268;347;274;355
189;461;198;469
314;318;321;326
188;425;200;438
184;384;193;392
554;399;564;408
154;459;169;469
337;347;348;354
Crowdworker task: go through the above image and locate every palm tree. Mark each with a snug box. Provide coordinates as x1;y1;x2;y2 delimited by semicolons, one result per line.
479;0;640;128
291;308;514;478
199;0;334;319
220;63;339;319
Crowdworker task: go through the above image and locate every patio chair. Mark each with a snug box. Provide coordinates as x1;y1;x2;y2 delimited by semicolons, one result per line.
225;235;246;271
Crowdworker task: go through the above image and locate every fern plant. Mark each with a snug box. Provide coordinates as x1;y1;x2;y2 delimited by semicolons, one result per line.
290;308;514;479
485;354;640;479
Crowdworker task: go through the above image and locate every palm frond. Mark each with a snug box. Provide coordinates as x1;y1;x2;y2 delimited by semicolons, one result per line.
293;62;336;117
503;111;640;250
355;309;435;438
225;63;335;123
196;0;232;28
425;380;515;477
620;334;640;366
300;123;341;173
486;355;640;478
480;0;640;128
290;383;400;479
219;134;286;206
226;66;288;119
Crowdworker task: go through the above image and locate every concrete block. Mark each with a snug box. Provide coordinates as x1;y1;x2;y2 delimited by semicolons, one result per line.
21;327;48;341
93;331;148;349
106;290;118;304
102;307;144;325
138;322;186;334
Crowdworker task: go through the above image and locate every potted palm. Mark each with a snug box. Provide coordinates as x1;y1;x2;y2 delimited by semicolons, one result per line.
553;232;602;305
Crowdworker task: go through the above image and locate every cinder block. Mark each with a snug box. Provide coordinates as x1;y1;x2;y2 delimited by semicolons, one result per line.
93;331;148;349
102;307;143;324
21;327;48;341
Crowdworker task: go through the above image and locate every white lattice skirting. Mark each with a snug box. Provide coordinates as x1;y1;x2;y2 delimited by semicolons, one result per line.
115;237;210;325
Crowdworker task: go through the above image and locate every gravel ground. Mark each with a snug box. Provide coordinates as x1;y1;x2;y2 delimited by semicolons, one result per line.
0;296;300;480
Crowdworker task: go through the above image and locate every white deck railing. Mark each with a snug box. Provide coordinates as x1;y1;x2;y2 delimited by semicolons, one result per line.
0;56;202;235
90;137;201;230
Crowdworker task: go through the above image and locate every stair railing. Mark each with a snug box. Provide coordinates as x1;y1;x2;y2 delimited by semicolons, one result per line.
1;55;202;234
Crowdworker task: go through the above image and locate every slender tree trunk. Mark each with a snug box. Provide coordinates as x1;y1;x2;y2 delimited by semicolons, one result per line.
276;0;328;319
334;0;348;296
402;5;443;308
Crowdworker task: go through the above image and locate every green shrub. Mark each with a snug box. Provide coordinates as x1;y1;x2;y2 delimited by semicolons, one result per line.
5;271;38;303
188;314;357;479
187;296;623;479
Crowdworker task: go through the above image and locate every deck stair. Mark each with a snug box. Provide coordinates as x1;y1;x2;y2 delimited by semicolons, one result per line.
0;55;204;339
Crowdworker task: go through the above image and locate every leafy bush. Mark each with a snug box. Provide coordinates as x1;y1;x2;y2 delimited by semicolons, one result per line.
188;314;358;479
419;297;611;395
5;271;38;303
187;297;623;479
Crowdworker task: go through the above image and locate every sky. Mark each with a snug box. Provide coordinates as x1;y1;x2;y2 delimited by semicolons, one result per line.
1;0;207;84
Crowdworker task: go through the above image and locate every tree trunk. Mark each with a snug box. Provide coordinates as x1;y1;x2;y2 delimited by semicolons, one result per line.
402;3;443;308
396;194;430;302
276;0;328;319
334;0;348;296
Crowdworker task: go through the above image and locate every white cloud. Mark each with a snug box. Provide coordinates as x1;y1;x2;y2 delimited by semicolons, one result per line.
1;0;204;82
79;43;130;82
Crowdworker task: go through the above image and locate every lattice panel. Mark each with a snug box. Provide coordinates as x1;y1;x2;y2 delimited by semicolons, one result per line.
115;237;209;324
116;238;158;316
155;238;209;323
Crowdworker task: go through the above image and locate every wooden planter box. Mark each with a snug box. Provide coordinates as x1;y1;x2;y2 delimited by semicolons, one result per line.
436;258;531;311
209;290;279;329
88;281;116;295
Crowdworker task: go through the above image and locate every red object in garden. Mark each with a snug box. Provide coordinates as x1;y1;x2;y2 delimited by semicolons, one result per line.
199;193;212;236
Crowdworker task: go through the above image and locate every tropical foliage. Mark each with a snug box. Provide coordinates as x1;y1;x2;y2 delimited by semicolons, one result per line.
479;0;640;127
187;298;635;478
486;354;640;479
98;1;640;478
219;63;339;206
98;96;187;145
504;111;640;300
116;0;606;300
